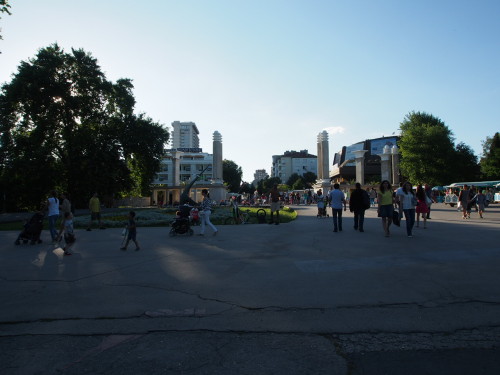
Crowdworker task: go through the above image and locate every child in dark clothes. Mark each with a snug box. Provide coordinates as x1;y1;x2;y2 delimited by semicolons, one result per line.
120;211;140;251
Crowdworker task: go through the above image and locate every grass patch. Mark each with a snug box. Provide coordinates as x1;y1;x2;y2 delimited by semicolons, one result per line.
0;206;298;231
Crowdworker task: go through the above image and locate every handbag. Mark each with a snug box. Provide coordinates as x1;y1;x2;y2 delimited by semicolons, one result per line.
425;195;432;205
392;209;400;226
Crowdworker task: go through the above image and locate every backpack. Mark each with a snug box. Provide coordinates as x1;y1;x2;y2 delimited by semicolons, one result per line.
362;190;370;210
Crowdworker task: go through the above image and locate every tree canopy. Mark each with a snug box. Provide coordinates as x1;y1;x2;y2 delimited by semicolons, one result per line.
0;0;11;48
0;44;169;210
222;159;242;192
480;132;500;180
398;111;479;185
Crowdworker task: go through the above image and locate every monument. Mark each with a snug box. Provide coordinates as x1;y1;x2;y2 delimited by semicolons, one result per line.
353;149;368;185
316;131;331;187
391;145;400;185
380;145;392;182
210;131;226;203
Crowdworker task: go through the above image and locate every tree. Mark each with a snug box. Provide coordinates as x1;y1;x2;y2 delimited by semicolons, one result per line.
399;111;456;186
286;173;300;187
302;171;318;187
262;177;281;193
0;44;169;210
222;159;242;192
0;0;11;47
292;177;306;190
239;181;255;195
453;142;480;181
480;132;500;180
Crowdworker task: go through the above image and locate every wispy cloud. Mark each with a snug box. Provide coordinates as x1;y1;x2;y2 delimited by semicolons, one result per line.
323;126;345;135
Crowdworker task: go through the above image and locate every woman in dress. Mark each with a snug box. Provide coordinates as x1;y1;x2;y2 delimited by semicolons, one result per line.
377;180;394;237
415;184;429;229
458;185;471;219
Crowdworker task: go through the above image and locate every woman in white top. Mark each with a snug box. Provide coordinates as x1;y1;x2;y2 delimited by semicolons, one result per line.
47;190;59;242
199;189;218;236
397;182;416;238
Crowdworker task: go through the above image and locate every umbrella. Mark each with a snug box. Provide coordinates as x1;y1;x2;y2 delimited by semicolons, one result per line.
432;186;445;191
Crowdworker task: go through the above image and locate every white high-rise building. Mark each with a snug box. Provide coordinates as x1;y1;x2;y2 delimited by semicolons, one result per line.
271;150;317;182
171;121;200;149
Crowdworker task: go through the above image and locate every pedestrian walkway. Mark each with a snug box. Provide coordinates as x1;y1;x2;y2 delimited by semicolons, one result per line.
0;203;499;374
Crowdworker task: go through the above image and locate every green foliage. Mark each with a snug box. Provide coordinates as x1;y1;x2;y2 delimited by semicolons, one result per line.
0;44;169;210
222;159;242;192
454;142;480;181
480;132;500;180
262;177;281;193
399;111;457;185
286;173;300;187
292;177;306;190
0;0;11;44
302;171;317;186
239;181;255;194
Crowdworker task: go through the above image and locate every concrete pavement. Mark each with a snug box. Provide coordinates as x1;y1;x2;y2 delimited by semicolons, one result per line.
1;203;499;374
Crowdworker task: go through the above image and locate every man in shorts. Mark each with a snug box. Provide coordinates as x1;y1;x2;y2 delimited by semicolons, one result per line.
269;184;281;225
87;192;105;230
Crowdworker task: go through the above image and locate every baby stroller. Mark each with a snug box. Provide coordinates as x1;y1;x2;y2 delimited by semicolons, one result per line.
316;197;329;218
15;211;44;245
190;207;200;226
169;204;194;236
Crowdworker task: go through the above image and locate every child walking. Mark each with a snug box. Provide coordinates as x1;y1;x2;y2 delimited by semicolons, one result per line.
57;212;76;256
120;211;140;251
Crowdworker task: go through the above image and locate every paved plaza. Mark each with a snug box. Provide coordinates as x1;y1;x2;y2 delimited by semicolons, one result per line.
1;203;499;374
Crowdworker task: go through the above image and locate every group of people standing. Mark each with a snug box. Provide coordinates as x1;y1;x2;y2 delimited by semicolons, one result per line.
44;191;105;255
320;181;434;238
458;185;489;219
377;181;432;238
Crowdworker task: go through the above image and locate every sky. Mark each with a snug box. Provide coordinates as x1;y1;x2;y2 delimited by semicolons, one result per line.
1;0;499;182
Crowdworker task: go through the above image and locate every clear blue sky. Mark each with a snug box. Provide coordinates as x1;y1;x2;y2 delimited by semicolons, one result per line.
1;0;499;182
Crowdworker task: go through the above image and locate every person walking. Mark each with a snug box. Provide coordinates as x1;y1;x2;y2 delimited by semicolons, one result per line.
458;185;471;219
59;192;71;218
87;192;104;230
424;183;433;219
473;190;487;219
316;189;326;217
397;181;417;238
269;184;281;225
369;187;377;207
120;211;140;251
57;211;76;256
377;180;394;237
199;189;218;236
349;182;369;232
328;183;346;232
46;190;59;243
415;184;429;229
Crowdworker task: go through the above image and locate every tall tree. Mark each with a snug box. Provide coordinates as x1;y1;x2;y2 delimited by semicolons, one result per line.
453;142;480;181
302;171;318;187
399;111;456;186
480;132;500;180
286;173;300;187
262;177;281;193
0;0;11;48
222;159;242;192
0;44;169;210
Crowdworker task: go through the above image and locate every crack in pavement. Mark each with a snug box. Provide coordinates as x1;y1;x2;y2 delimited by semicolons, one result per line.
103;282;500;312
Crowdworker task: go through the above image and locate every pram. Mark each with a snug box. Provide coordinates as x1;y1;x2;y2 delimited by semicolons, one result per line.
316;198;329;218
169;204;194;236
15;211;44;245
